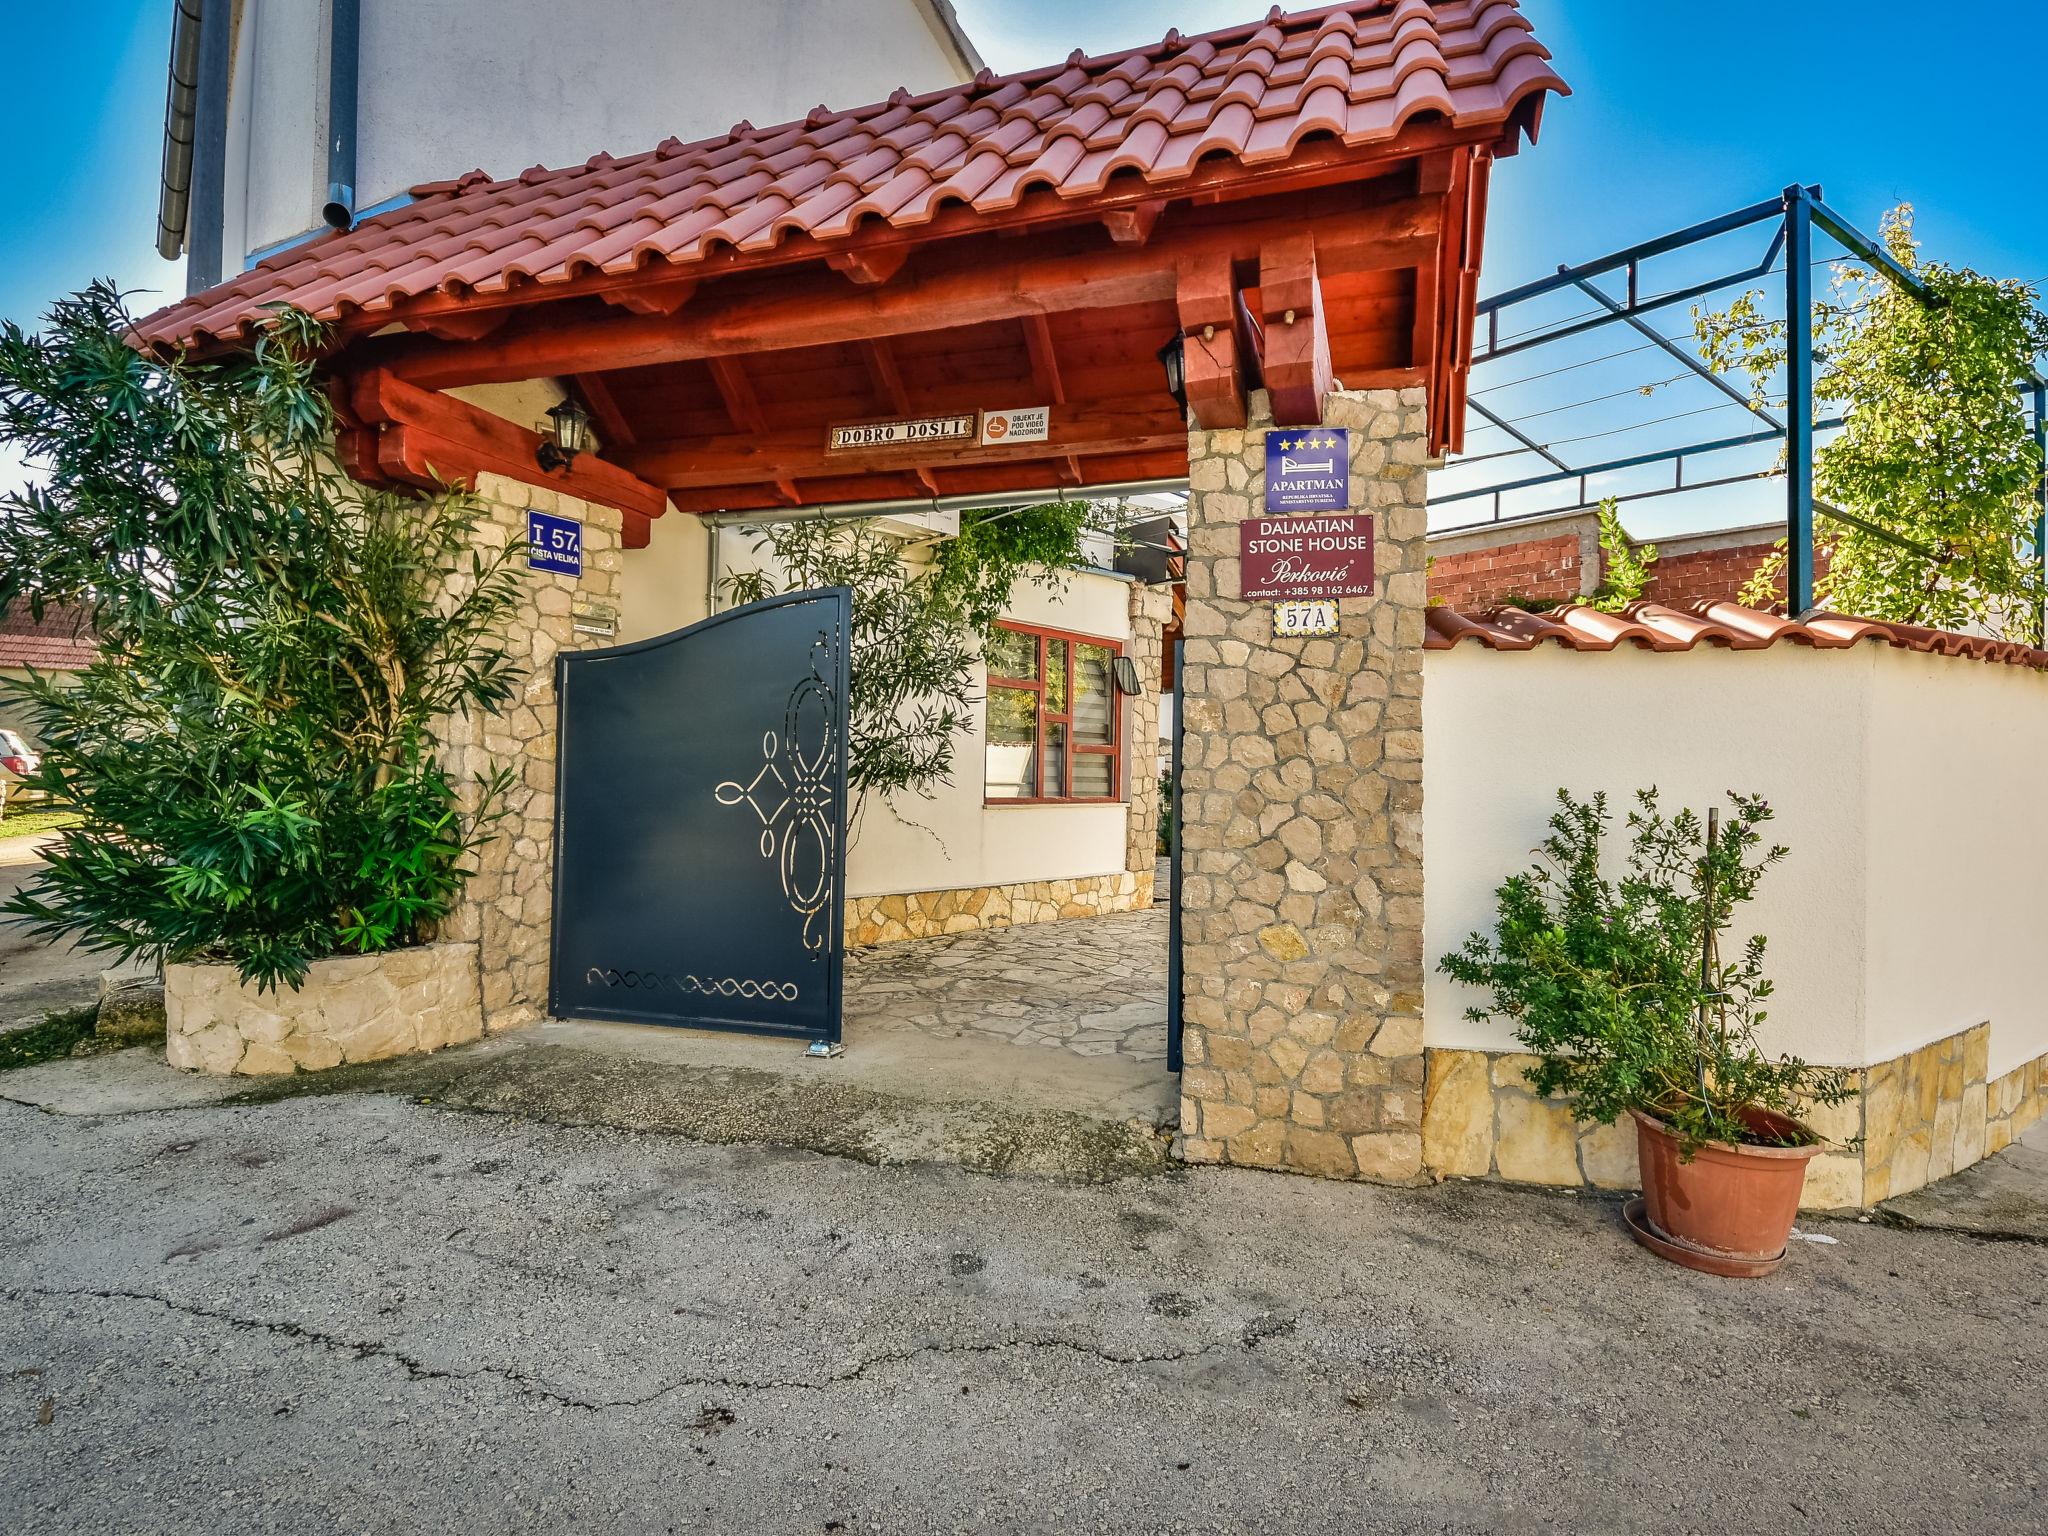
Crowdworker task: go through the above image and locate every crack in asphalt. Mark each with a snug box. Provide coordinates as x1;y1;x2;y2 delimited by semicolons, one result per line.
6;1284;1236;1413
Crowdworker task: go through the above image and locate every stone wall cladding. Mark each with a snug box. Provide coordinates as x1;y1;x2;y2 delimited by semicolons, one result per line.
847;870;1153;946
441;475;621;1032
165;942;481;1075
1124;581;1173;875
1176;388;1428;1182
1422;1025;2046;1211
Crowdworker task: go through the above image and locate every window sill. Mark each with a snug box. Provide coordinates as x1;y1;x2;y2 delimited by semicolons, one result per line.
983;797;1126;808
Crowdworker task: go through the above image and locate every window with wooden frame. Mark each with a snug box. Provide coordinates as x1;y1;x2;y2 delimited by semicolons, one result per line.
984;622;1122;804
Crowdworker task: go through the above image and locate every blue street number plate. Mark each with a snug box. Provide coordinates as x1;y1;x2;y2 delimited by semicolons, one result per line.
528;509;583;576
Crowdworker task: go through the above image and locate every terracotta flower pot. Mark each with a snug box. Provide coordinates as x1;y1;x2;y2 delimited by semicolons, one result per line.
1623;1106;1820;1278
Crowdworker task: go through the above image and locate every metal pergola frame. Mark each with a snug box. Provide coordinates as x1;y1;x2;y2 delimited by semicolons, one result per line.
1436;184;2048;615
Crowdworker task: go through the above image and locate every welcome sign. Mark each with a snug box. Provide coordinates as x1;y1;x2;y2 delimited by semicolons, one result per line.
1239;513;1375;602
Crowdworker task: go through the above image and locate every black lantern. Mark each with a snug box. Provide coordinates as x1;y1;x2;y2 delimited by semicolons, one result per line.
536;397;593;473
1111;655;1142;697
1156;333;1187;413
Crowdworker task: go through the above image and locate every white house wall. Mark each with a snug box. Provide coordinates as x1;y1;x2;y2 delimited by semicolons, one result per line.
1423;640;2048;1081
1864;650;2048;1081
227;0;977;259
1423;643;1876;1067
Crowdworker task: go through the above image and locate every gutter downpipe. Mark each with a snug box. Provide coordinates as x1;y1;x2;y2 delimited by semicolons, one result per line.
155;0;205;260
322;0;361;230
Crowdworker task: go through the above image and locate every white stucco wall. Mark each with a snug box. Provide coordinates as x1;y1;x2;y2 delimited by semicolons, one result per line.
844;569;1134;899
1423;641;2048;1079
225;0;978;258
1863;651;2048;1080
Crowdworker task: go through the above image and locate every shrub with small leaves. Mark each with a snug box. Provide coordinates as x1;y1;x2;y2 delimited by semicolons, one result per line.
1439;788;1853;1157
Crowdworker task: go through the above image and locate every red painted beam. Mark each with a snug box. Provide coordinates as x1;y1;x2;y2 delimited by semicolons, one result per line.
1260;235;1333;427
361;195;1443;392
619;399;1185;489
1175;254;1243;430
343;370;666;540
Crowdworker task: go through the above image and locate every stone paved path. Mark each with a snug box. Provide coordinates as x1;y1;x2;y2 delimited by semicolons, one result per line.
846;907;1168;1062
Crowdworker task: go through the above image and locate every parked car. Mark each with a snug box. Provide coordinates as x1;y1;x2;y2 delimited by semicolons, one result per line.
0;728;41;809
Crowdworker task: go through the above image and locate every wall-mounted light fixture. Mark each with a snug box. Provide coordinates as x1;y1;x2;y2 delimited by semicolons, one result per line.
1111;655;1142;697
1155;333;1186;413
536;397;592;473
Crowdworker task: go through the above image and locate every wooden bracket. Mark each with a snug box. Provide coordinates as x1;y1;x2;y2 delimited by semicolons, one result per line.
341;369;666;546
826;245;911;286
1102;200;1165;247
602;277;698;317
1174;255;1244;430
1259;234;1333;426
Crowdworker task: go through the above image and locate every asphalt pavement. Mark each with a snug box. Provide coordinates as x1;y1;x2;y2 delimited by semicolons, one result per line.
2;1084;2042;1534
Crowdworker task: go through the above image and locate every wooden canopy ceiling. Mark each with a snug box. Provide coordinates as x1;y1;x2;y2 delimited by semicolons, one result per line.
139;3;1564;548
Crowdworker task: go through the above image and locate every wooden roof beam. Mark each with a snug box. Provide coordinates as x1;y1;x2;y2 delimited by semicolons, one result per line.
707;356;800;503
1175;254;1244;430
341;369;664;544
365;195;1442;391
1021;316;1081;482
620;399;1184;490
1260;234;1333;427
860;340;940;495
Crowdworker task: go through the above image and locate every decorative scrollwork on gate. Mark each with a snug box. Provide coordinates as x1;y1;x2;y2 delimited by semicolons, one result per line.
714;628;840;954
584;968;800;1003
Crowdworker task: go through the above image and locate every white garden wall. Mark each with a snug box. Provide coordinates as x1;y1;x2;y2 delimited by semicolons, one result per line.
1424;641;2048;1079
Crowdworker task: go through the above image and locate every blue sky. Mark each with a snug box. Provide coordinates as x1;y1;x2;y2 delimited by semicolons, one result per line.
3;2;2043;531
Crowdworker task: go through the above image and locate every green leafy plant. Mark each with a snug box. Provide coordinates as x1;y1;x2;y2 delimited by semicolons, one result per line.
0;283;524;990
720;501;1094;812
1587;498;1656;612
1439;788;1853;1157
1697;205;2048;637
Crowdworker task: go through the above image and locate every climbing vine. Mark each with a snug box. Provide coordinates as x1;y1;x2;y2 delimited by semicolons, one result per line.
1696;205;2048;638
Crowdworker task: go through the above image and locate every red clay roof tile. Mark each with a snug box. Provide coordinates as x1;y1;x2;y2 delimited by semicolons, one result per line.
0;603;97;672
1424;601;2048;674
137;1;1564;349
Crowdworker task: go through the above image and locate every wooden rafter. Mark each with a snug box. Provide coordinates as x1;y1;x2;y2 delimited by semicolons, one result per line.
1260;234;1333;426
575;373;635;447
860;340;939;495
339;369;665;546
1021;316;1081;482
1175;255;1244;430
619;399;1183;490
707;356;799;504
364;195;1443;391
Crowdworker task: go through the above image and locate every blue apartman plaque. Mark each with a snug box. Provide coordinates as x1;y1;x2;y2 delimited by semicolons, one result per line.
528;509;583;577
1263;427;1350;514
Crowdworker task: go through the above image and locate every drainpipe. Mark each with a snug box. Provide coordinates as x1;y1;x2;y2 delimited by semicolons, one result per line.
322;0;360;230
155;0;205;260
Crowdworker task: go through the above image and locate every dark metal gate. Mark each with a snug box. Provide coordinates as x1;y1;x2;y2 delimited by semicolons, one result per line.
1167;637;1184;1073
549;588;850;1042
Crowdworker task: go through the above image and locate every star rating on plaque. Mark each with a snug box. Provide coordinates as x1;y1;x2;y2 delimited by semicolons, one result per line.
1275;434;1343;451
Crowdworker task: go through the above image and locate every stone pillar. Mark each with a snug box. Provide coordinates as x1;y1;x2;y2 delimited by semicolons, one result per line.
1175;388;1429;1182
439;474;623;1032
1124;580;1173;890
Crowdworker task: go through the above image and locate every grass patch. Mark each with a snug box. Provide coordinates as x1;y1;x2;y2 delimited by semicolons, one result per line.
0;806;81;841
0;1004;101;1072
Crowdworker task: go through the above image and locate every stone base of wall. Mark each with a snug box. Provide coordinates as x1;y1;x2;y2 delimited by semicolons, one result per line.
1421;1024;2046;1211
846;872;1152;947
166;942;482;1076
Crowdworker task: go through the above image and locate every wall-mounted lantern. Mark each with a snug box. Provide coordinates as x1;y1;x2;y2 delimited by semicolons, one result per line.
1111;655;1142;697
536;397;593;473
1155;333;1187;413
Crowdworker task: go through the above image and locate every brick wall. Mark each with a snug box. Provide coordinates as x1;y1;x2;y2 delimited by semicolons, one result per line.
1428;534;1582;610
1642;542;1771;608
1425;518;1813;614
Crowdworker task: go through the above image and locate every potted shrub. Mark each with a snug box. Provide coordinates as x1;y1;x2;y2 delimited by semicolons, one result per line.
0;286;523;1070
1440;788;1853;1276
